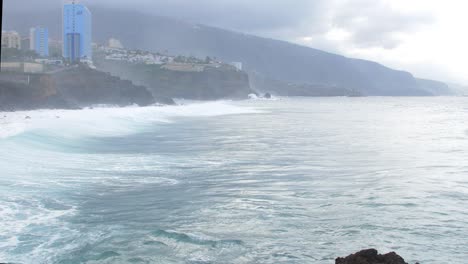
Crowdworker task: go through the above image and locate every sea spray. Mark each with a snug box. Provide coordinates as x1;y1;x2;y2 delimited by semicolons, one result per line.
0;101;263;140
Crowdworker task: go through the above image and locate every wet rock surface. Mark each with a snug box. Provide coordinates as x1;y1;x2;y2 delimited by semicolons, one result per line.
336;249;410;264
0;66;175;111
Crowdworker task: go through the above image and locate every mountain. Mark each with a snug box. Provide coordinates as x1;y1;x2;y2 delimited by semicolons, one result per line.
3;6;452;96
415;79;453;96
447;83;468;95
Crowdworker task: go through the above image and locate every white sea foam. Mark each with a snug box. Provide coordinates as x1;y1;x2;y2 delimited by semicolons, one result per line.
0;101;262;139
248;94;281;101
0;101;261;260
0;195;77;262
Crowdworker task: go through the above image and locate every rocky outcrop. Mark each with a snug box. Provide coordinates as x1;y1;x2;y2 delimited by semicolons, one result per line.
0;66;173;111
336;249;410;264
0;79;72;111
95;60;255;100
51;66;167;107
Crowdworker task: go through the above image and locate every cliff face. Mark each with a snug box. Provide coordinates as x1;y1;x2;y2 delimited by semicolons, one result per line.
51;66;160;107
95;60;254;100
151;67;253;100
0;66;169;112
0;78;70;111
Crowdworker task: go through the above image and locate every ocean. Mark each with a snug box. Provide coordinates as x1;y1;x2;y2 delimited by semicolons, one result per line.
0;97;467;264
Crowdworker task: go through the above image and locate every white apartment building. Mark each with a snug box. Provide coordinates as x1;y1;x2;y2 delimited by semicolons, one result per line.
1;31;22;49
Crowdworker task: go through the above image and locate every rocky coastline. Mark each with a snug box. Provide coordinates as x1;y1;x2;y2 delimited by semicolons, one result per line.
0;59;258;111
94;59;255;101
0;66;174;112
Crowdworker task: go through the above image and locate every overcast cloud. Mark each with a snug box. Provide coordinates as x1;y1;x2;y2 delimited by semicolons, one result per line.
4;0;468;84
79;0;434;50
6;0;435;48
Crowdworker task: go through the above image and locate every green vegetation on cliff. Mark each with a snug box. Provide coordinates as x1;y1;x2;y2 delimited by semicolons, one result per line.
94;58;254;100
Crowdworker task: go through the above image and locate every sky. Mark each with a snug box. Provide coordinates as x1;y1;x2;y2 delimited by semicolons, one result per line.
5;0;468;84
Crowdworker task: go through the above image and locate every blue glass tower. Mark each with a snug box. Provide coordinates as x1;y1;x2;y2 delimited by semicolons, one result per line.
63;2;92;63
30;27;49;57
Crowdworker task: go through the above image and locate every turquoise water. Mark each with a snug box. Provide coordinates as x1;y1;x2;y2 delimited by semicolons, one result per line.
0;98;467;264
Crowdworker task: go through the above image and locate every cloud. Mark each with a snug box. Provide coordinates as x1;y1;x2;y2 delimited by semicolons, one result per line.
102;0;432;50
4;0;60;11
85;0;328;34
5;0;434;50
6;0;463;83
331;0;434;49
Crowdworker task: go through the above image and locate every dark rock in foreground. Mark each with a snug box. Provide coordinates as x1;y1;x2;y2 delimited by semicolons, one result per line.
336;249;409;264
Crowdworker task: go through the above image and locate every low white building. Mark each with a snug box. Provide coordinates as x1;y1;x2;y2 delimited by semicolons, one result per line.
230;61;243;71
101;46;176;65
2;31;22;49
108;38;124;49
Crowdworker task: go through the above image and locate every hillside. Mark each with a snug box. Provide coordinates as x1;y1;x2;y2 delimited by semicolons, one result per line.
3;6;452;96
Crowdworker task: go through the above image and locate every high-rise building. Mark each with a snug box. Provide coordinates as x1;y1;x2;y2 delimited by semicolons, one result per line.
30;27;49;57
21;38;30;52
1;31;22;49
63;1;92;63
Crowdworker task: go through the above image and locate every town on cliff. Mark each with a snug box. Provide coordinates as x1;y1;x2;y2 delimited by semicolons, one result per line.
0;1;260;111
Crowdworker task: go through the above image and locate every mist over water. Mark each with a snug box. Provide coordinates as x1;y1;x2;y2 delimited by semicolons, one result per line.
0;98;467;264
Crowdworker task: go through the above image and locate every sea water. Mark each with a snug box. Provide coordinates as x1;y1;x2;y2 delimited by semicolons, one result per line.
0;97;467;264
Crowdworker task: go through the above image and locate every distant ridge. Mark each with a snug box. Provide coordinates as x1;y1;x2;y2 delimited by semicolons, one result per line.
3;6;453;96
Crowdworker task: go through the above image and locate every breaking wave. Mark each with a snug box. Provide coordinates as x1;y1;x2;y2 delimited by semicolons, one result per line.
0;101;261;263
0;101;262;140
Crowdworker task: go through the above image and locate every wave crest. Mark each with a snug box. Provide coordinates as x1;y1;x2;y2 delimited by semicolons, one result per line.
0;101;261;140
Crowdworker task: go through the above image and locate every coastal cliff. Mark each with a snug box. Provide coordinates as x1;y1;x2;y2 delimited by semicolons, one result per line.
51;66;172;106
0;78;70;111
95;59;255;100
0;66;170;112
